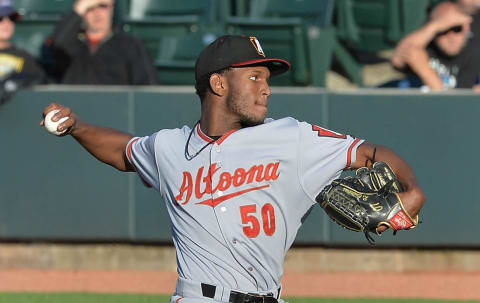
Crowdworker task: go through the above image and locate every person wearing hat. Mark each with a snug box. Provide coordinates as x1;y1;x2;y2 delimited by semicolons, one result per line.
40;35;425;303
47;0;157;85
0;0;46;103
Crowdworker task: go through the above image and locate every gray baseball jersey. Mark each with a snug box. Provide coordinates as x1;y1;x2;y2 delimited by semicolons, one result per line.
126;117;363;302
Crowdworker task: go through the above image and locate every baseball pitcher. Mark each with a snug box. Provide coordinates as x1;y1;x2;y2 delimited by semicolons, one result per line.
41;35;426;303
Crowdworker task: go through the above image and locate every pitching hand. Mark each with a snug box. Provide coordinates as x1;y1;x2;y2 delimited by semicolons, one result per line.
40;103;77;136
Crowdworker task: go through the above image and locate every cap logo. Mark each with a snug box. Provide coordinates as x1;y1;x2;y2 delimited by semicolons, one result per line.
249;36;265;57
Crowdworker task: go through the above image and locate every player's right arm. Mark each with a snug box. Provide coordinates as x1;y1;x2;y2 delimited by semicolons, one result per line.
40;103;135;172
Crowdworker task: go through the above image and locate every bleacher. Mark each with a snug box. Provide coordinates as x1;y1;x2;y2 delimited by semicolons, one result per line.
11;0;443;87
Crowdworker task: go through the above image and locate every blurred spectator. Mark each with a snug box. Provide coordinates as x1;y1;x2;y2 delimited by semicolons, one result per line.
457;0;480;15
48;0;158;85
390;2;480;90
457;0;480;91
0;0;47;104
457;0;480;52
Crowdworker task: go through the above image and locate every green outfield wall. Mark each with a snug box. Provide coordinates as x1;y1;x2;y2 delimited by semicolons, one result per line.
0;86;478;247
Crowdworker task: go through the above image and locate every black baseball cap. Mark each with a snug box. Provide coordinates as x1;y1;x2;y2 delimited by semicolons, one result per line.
195;35;290;84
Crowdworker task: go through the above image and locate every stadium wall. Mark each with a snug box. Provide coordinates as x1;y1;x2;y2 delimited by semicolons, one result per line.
0;86;477;247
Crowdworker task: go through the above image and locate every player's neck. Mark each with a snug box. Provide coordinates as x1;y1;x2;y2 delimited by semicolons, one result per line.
200;100;241;137
199;117;240;138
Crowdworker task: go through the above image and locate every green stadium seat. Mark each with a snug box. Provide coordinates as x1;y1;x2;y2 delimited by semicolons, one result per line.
123;0;216;23
240;0;332;26
12;21;53;59
333;0;430;86
12;0;73;20
155;32;217;85
121;0;219;34
121;0;219;55
225;0;335;87
121;0;224;85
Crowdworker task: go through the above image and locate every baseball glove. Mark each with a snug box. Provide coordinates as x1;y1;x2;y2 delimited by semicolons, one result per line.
316;162;419;244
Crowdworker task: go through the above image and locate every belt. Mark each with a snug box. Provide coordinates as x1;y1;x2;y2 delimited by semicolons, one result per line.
201;283;279;303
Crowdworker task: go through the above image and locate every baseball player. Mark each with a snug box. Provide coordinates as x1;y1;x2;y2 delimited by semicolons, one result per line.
41;35;426;303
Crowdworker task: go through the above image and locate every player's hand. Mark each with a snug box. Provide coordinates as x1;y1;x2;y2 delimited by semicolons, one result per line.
376;189;425;234
74;0;104;15
397;189;425;219
376;188;425;234
40;103;77;136
376;225;388;234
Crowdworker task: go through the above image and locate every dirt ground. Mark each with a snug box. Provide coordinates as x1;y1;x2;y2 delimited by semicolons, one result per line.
1;269;479;300
1;244;479;300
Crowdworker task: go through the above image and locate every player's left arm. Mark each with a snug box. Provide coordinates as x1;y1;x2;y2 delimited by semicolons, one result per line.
353;142;427;219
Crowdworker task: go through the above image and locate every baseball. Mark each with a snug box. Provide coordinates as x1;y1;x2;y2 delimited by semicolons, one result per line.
44;109;69;135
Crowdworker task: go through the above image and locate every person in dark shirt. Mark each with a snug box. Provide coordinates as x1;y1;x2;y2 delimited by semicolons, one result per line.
0;0;46;85
390;2;480;90
457;0;480;90
48;0;158;85
0;0;47;104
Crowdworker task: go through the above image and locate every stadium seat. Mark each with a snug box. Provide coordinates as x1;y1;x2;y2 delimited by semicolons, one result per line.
121;0;223;85
225;0;335;87
239;0;332;26
333;0;430;86
124;0;216;23
155;32;218;85
12;0;73;20
12;21;53;59
121;0;218;35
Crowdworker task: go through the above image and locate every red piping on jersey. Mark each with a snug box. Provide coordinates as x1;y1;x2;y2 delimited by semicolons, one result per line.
196;123;238;145
127;138;140;164
196;184;270;207
345;138;361;169
217;129;238;144
196;124;214;143
127;138;153;188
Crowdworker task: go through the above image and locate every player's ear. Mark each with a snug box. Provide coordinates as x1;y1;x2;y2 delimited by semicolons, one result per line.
209;73;227;97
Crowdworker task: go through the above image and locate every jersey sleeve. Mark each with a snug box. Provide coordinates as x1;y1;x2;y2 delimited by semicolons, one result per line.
125;133;159;189
298;122;364;199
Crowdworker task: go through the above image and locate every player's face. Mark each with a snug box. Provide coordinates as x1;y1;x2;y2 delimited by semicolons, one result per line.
84;0;114;34
225;66;272;127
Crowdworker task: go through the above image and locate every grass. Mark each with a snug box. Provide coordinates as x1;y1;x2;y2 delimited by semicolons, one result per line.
0;293;478;303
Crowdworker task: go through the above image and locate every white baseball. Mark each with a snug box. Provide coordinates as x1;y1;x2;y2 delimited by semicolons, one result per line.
44;109;69;135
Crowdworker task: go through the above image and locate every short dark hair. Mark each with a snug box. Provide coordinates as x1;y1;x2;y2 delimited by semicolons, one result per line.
195;67;232;101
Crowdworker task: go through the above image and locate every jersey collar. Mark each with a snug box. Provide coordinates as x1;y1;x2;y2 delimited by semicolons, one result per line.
196;123;238;145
